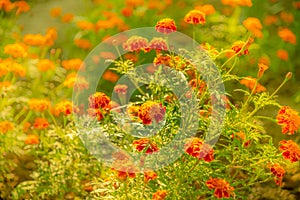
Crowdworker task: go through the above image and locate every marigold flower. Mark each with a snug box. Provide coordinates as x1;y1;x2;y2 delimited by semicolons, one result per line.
240;76;266;93
0;0;15;12
0;121;14;134
123;36;149;52
258;56;270;66
28;99;51;112
276;106;300;135
184;10;206;25
4;43;27;58
257;63;268;78
44;27;57;46
62;58;84;71
125;0;144;7
76;20;94;31
280;12;294;24
114;84;128;95
152;190;167;200
11;62;26;77
50;7;61;18
111;151;137;180
14;1;30;15
264;15;278;26
62;13;74;23
268;163;285;186
0;81;11;88
278;28;297;44
88;92;111;109
153;54;189;70
221;0;252;7
243;17;263;38
155;18;177;34
276;49;289;61
74;38;92;50
102;70;119;83
63;73;89;91
294;1;300;9
279;140;300;163
184;137;214;162
23;122;31;132
138;101;166;125
144;170;157;183
132;138;159;154
121;7;133;17
127;104;140;118
206;177;234;198
148;37;168;52
231;41;249;56
23;33;46;46
25;134;39;145
33;118;49;129
0;61;10;77
37;59;55;72
53;100;79;116
189;79;206;94
87;108;105;121
195;4;215;15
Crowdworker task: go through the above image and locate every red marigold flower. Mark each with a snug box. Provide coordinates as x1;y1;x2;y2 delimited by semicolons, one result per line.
132;138;159;154
231;131;251;147
155;18;177;34
148;37;168;51
184;10;206;25
152;190;167;200
111;151;138;180
268;163;285;186
144;170;157;183
114;84;128;95
184;137;214;162
276;106;300;135
279;140;300;163
138;101;166;125
88;92;111;109
33;118;49;130
25;134;39;145
206;177;234;198
123;36;149;52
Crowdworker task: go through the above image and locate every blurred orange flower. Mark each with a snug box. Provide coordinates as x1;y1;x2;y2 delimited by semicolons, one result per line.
53;100;79;116
23;33;46;46
50;7;61;18
195;4;215;15
88;92;110;109
0;121;14;134
0;81;11;88
243;17;263;38
61;13;74;23
28;99;51;112
152;190;167;200
184;10;206;25
264;15;278;26
74;39;92;50
240;76;266;93
37;59;55;72
62;58;84;71
155;18;176;34
25;134;39;145
280;12;294;24
276;49;289;61
33;118;49;129
102;70;119;83
14;1;30;15
76;20;94;31
63;73;89;91
257;62;268;78
121;7;133;17
0;0;15;12
279;140;300;163
278;28;297;44
221;0;252;7
276;106;300;135
4;43;27;58
125;0;144;7
144;170;157;183
206;177;234;198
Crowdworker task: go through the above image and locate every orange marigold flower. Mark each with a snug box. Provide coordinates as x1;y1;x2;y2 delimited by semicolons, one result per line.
0;0;15;12
221;0;252;7
148;37;168;52
155;18;177;34
278;28;297;44
279;140;300;163
125;0;144;8
23;122;31;132
0;121;14;134
4;43;27;58
76;20;94;31
44;27;57;46
0;61;10;77
25;134;39;145
240;76;266;93
132;138;159;154
62;13;74;23
114;84;128;95
53;100;79;116
50;7;61;18
280;11;294;24
184;137;214;162
231;39;252;56
276;49;289;61
33;118;49;129
152;190;167;200
276;106;300;135
28;99;51;112
62;58;84;71
121;7;133;17
243;17;263;38
88;92;111;109
123;36;149;52
268;163;285;186
63;73;89;91
138;101;166;125
144;170;157;183
74;38;92;50
264;15;278;26
14;1;30;15
37;59;55;72
195;4;216;15
0;81;11;88
257;62;268;78
23;33;46;46
206;177;234;198
127;104;140;118
184;10;206;25
102;70;119;83
11;62;26;77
